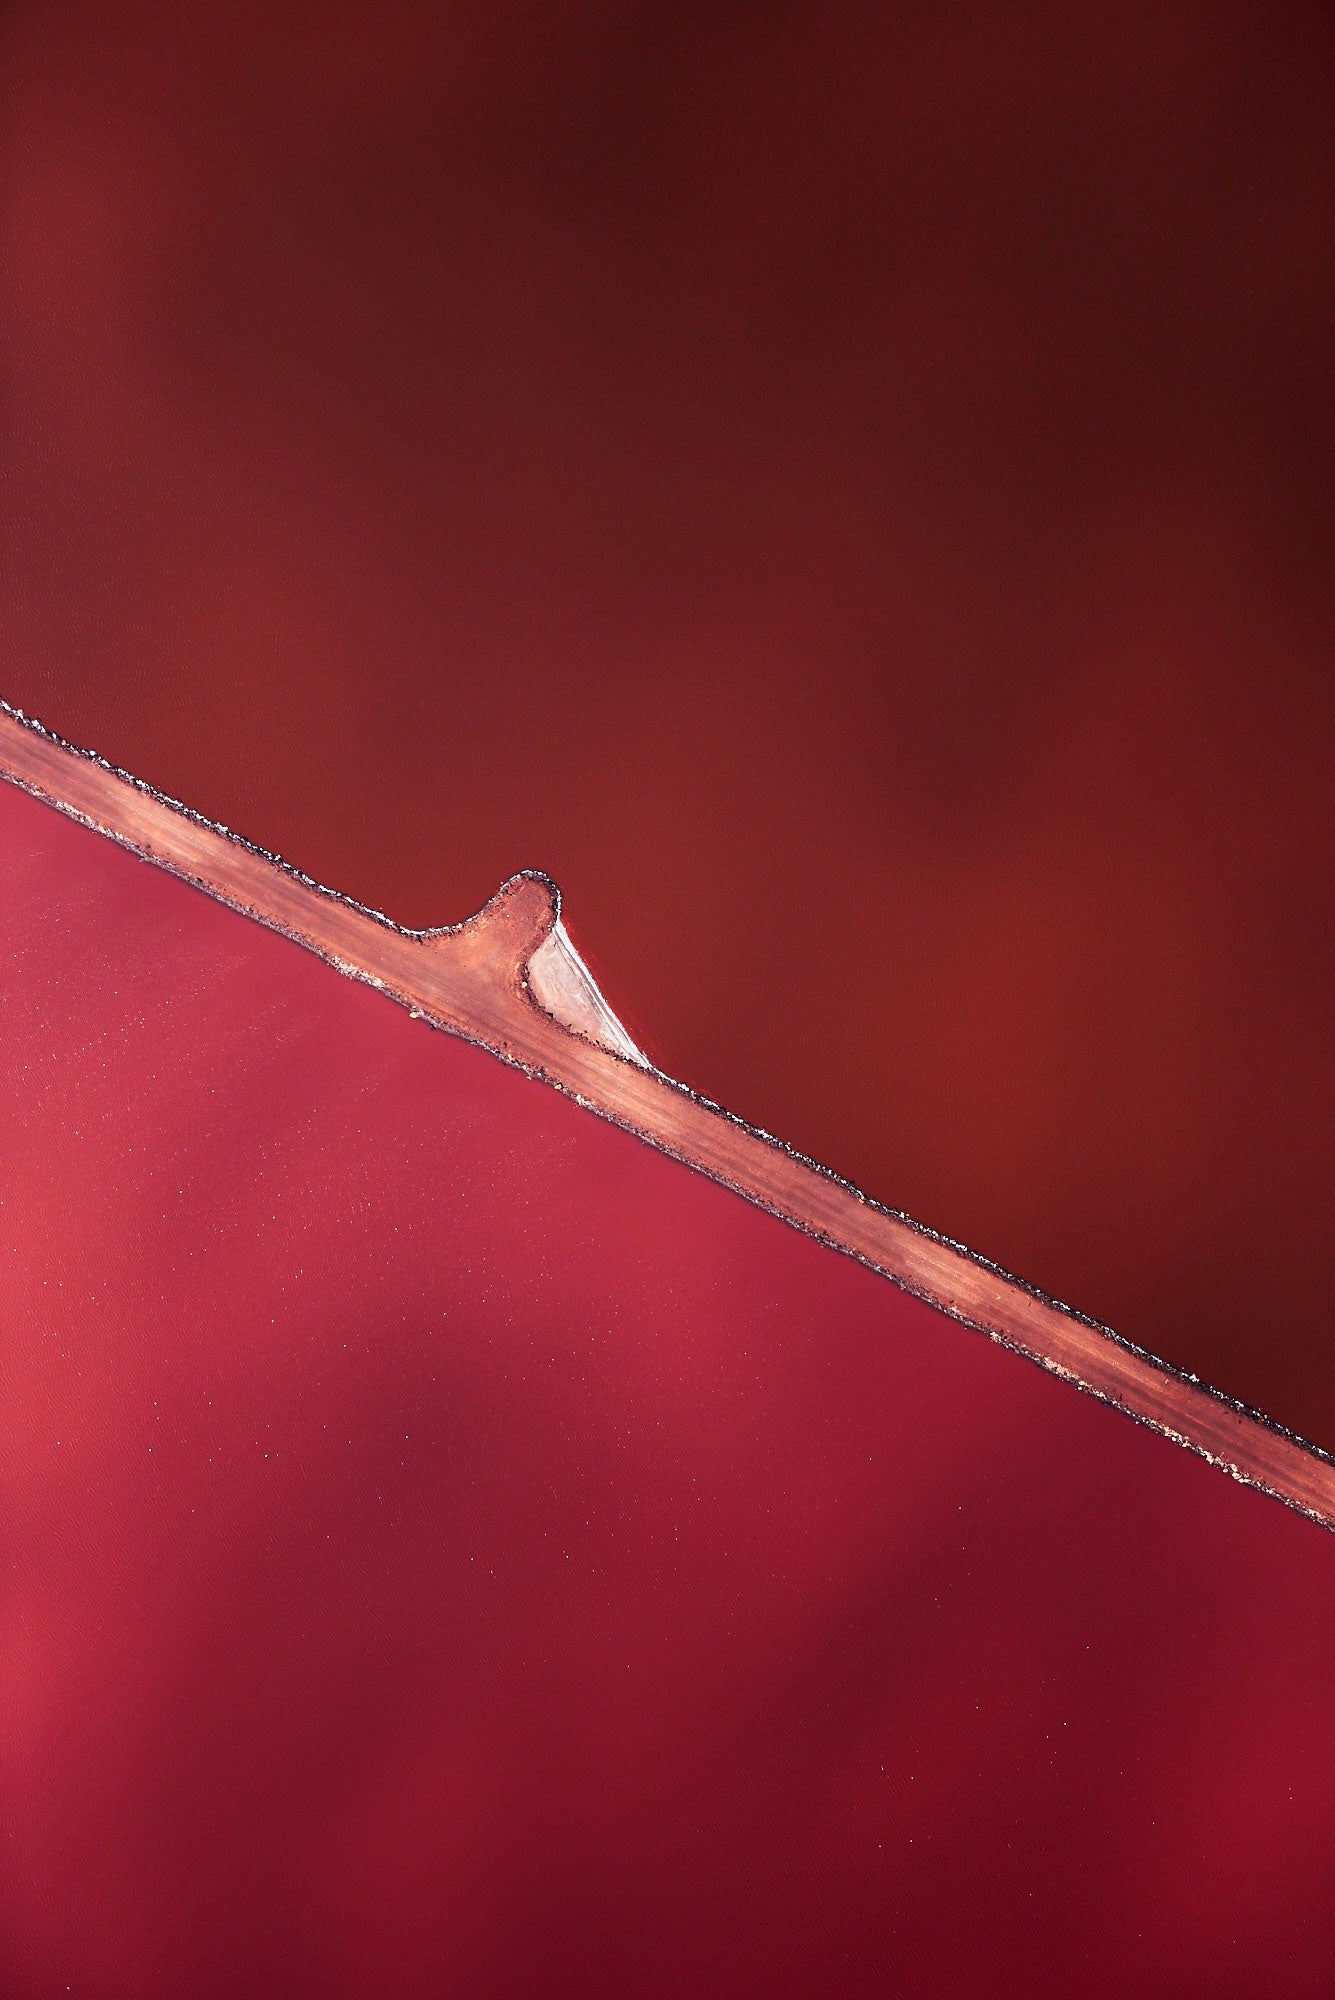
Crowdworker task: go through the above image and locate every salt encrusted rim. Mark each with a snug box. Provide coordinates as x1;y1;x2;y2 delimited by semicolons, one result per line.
3;694;1331;1530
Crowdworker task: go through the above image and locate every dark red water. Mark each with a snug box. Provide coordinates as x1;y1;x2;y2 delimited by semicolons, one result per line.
3;0;1333;1453
2;780;1332;1996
